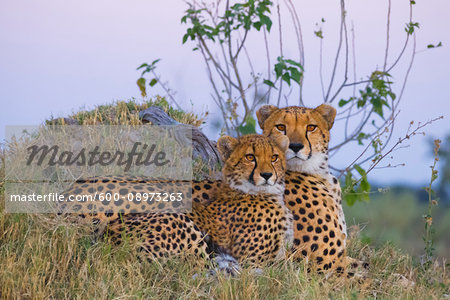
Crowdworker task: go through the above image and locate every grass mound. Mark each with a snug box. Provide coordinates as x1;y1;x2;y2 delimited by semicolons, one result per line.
46;96;206;127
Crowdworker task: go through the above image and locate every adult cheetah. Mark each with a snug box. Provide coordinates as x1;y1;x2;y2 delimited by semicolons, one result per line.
257;104;365;274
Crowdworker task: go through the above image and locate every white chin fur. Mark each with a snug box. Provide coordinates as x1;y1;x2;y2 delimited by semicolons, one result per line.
229;180;285;196
286;152;329;176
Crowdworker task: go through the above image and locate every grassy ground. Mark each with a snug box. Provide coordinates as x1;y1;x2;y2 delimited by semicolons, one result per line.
0;203;448;299
1;100;449;298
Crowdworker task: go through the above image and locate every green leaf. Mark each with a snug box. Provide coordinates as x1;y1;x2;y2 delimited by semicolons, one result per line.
358;176;371;201
137;77;146;97
314;30;323;39
182;34;189;44
371;97;384;117
344;190;358;206
354;164;366;177
357;132;368;145
282;72;291;85
263;79;276;88
338;98;351;107
151;59;161;66
137;63;148;70
274;62;284;78
285;59;304;70
360;176;371;193
343;171;358;205
238;116;257;135
289;68;302;84
259;15;272;31
427;41;443;48
344;170;353;187
357;99;366;108
405;22;420;35
149;78;158;87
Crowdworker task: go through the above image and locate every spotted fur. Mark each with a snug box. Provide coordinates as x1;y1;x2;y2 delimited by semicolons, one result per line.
105;134;293;266
257;104;366;275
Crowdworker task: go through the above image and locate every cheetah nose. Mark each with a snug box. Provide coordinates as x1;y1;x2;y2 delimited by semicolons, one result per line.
289;143;304;153
260;172;273;181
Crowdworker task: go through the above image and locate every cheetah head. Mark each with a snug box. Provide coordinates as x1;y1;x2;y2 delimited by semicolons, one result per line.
256;104;336;175
217;134;289;195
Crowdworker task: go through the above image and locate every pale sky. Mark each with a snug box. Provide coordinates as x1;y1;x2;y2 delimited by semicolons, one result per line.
1;0;449;186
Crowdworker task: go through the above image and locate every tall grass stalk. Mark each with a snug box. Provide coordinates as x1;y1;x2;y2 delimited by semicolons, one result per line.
422;139;441;268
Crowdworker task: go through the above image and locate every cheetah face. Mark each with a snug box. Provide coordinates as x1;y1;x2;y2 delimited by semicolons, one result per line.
217;134;288;195
256;104;336;175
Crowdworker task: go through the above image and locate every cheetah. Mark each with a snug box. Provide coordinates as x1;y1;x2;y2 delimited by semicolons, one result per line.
105;134;293;267
256;104;364;274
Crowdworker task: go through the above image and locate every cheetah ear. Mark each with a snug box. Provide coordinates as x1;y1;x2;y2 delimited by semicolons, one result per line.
256;105;278;130
314;104;336;130
270;134;289;153
217;136;239;161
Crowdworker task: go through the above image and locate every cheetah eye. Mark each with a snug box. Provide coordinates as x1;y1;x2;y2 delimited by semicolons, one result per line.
271;154;279;162
245;154;255;161
306;124;317;132
275;124;286;132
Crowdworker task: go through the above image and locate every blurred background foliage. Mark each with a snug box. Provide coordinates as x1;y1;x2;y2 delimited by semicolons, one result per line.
345;184;450;261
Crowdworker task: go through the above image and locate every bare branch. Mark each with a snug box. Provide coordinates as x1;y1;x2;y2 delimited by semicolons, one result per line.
276;2;284;106
204;7;233;93
263;28;272;103
386;1;413;72
225;0;249;121
199;44;232;134
328;3;350;104
234;29;249;61
197;35;238;92
319;38;326;100
284;0;305;105
324;0;346;102
364;116;443;177
383;0;392;72
351;21;357;97
151;70;182;110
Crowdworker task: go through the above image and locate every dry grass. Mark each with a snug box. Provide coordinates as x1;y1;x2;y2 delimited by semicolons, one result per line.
0;202;448;299
46;96;206;127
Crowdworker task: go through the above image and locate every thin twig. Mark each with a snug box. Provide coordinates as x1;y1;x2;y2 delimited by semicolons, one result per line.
199;43;231;134
386;1;413;72
284;0;305;105
383;0;392;72
204;6;233;94
234;29;249;61
328;3;350;104
263;27;272;103
319;37;325;100
276;2;284;106
324;0;346;102
151;70;182;110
